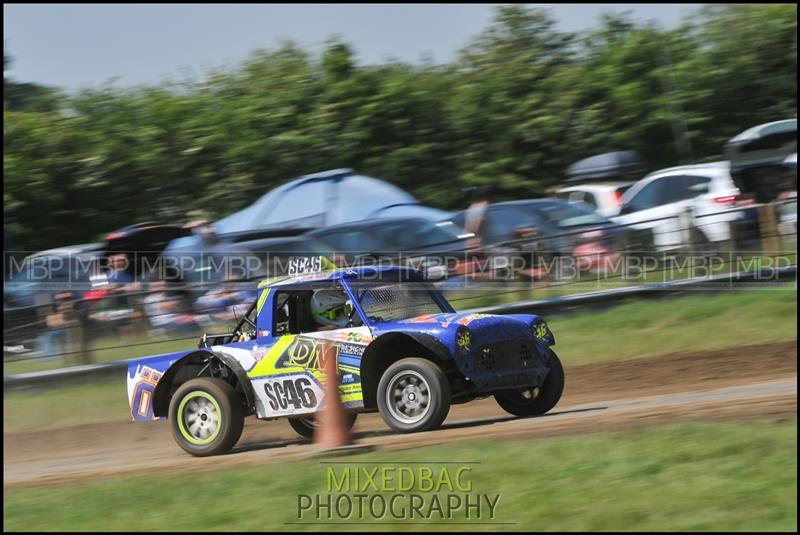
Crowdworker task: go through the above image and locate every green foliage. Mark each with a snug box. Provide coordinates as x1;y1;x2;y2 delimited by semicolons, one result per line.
3;4;797;251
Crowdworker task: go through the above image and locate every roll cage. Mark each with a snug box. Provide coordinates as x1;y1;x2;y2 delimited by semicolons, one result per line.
198;266;454;347
198;300;258;347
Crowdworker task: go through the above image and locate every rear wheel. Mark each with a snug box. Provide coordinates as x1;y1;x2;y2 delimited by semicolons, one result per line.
288;412;358;439
495;352;564;417
377;358;450;433
169;377;245;457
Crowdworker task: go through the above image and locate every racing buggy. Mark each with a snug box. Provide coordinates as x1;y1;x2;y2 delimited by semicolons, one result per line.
127;261;563;456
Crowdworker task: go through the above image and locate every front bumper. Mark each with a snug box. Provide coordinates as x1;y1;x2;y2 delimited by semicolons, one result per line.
457;337;553;393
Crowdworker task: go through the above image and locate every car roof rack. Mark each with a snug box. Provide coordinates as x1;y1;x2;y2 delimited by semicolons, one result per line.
565;150;646;184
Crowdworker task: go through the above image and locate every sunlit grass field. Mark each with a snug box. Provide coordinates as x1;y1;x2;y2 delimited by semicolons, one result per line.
3;419;796;531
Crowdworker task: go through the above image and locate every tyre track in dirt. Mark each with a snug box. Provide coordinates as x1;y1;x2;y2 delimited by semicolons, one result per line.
4;340;796;489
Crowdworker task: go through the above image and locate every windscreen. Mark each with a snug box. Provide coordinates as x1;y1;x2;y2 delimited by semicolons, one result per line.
526;201;610;228
371;220;465;250
355;282;446;323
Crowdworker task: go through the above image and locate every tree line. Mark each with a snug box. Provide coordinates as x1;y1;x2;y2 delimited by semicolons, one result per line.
4;4;797;251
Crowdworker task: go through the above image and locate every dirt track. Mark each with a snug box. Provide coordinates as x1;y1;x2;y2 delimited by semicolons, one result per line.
4;340;797;489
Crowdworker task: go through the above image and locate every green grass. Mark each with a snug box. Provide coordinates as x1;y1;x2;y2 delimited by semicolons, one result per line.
550;286;797;363
3;336;196;376
3;381;127;432
3;287;796;432
3;419;796;531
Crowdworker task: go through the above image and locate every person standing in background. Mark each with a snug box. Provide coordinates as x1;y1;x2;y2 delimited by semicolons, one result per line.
37;291;76;360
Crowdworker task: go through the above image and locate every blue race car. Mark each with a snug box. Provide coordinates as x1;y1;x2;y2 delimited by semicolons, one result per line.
127;260;563;456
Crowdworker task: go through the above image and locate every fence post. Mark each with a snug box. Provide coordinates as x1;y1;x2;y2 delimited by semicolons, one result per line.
758;203;780;258
75;305;92;366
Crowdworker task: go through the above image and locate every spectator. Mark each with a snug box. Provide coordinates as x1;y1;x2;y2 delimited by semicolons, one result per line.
106;253;134;284
463;185;492;250
37;291;76;361
195;286;233;325
143;280;197;336
104;253;143;340
194;280;253;328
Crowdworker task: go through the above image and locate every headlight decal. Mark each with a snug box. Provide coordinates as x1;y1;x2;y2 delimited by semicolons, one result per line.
456;327;472;354
532;319;554;345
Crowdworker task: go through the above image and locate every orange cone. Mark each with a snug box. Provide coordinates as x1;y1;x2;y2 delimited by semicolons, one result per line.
313;340;352;448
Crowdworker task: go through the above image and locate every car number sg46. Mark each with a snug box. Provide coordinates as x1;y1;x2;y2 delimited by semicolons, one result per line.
257;374;325;416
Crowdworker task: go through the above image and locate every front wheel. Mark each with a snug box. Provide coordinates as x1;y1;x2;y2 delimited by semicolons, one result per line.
288;412;358;439
377;358;450;433
169;377;245;457
495;352;565;417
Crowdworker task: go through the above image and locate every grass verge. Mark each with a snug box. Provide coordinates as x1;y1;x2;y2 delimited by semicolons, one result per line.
552;286;797;363
3;419;796;531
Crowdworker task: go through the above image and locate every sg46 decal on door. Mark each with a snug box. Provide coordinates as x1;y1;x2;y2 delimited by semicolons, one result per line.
256;373;325;416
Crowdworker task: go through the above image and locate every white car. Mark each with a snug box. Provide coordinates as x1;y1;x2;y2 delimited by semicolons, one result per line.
612;162;746;251
556;182;634;217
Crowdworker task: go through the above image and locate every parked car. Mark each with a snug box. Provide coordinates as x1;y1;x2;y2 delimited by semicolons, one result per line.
555;182;634;217
104;222;192;279
365;203;453;221
557;150;643;217
158;236;335;324
448;199;639;277
4;243;106;308
231;236;337;281
4;243;106;355
725;119;797;204
303;217;475;278
613;161;754;252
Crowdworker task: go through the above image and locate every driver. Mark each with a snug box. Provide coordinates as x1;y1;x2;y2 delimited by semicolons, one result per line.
310;289;350;330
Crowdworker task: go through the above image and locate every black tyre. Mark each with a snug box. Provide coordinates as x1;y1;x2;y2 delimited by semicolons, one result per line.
288;412;358;439
169;377;245;457
377;358;450;433
495;351;565;417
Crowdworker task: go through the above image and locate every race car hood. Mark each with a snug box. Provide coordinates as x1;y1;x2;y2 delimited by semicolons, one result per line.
369;311;555;393
370;311;551;351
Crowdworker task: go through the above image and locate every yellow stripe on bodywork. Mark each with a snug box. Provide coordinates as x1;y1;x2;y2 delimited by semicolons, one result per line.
339;364;360;375
247;335;296;378
341;392;362;404
256;288;270;315
258;276;290;289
